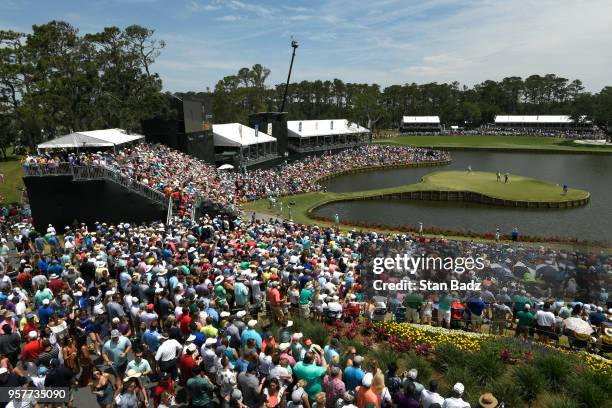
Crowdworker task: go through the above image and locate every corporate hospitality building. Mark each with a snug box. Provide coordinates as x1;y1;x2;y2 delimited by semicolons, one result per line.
286;119;370;153
399;116;442;133
212;123;279;166
493;115;593;131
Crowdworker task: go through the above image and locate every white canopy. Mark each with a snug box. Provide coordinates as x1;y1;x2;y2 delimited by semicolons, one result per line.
402;116;440;124
494;115;589;124
212;123;276;147
287;119;369;138
37;128;144;149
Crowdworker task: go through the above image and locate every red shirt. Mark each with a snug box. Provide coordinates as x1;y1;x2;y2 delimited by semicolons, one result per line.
21;339;44;362
268;288;281;306
16;272;32;288
178;354;196;386
153;378;175;407
49;278;64;295
179;314;192;336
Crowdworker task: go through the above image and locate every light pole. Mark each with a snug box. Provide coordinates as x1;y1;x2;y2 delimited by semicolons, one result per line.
280;39;298;113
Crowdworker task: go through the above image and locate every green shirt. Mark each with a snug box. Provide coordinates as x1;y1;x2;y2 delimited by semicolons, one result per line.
513;295;530;311
293;362;327;400
186;376;215;407
299;288;313;305
517;310;534;327
215;284;227;305
439;295;453;312
405;292;424;309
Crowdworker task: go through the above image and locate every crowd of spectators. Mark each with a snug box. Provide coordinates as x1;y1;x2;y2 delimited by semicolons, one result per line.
23;144;449;218
0;200;610;407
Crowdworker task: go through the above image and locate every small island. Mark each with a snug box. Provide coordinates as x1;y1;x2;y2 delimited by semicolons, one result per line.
243;170;591;227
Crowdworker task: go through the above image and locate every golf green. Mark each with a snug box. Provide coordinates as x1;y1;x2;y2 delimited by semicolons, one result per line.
242;170;590;228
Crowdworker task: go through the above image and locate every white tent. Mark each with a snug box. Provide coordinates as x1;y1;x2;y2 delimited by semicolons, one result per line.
212;123;276;147
37;128;144;149
402;116;440;124
287;119;369;138
494;115;589;124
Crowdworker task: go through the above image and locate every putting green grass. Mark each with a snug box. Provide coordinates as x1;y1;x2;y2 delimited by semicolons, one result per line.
242;170;589;229
0;158;24;204
375;134;612;153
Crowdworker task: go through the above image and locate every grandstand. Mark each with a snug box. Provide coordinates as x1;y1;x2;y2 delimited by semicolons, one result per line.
213;123;279;166
399;116;442;133
493;115;594;134
286;119;370;153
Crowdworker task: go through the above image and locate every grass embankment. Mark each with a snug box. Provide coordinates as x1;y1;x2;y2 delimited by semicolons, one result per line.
243;170;589;226
375;134;612;153
0;157;24;204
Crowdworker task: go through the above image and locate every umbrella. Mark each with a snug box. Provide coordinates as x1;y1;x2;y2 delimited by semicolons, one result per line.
489;263;513;280
563;317;594;335
536;264;561;282
218;164;234;170
513;261;531;277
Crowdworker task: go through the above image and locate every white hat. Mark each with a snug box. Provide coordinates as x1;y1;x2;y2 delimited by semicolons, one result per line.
28;330;38;339
204;338;217;347
408;369;418;380
42;299;50;305
0;367;8;375
132;296;139;303
247;319;258;328
362;373;373;387
524;304;531;309
186;343;197;352
187;334;196;342
236;311;247;318
112;317;120;324
220;311;230;318
286;320;293;328
292;332;303;340
74;291;83;297
278;343;290;352
214;276;224;285
453;383;465;395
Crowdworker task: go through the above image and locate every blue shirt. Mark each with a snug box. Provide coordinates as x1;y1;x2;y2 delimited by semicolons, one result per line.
240;328;262;349
142;329;161;352
344;366;365;391
467;298;486;316
323;345;339;364
38;306;54;326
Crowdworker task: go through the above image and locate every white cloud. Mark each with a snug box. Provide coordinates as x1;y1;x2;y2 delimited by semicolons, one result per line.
216;14;242;22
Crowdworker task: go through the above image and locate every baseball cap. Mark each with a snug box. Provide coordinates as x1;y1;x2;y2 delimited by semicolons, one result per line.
111;329;120;338
362;373;373;387
453;383;465;394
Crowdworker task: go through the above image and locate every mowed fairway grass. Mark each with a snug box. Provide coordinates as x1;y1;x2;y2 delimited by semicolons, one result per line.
375;134;612;153
0;158;24;204
243;170;590;227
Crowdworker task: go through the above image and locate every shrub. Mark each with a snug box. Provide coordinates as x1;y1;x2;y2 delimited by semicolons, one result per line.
490;379;527;408
467;349;506;386
403;351;433;385
365;346;397;372
539;394;580;408
512;364;547;404
567;370;612;408
444;366;479;405
291;317;328;346
532;352;573;390
434;342;469;373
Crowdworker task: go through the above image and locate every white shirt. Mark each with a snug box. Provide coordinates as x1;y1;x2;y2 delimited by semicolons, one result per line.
535;310;555;327
155;339;183;362
443;397;470;408
421;390;444;408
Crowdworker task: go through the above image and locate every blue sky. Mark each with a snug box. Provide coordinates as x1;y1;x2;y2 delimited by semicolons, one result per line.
2;0;612;92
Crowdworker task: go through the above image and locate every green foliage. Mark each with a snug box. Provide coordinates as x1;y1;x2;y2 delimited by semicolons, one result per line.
443;366;479;405
291;317;328;346
434;342;469;372
539;394;580;408
512;364;547;404
0;22;167;149
365;346;397;371
532;352;574;390
567;370;612;408
467;349;506;386
490;379;527;408
402;351;433;385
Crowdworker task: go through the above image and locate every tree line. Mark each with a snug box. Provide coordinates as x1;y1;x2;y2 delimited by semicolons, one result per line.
210;67;612;137
2;21;611;158
0;21;168;156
